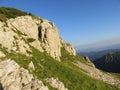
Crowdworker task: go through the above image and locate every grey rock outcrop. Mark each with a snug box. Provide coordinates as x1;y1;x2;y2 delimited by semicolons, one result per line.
28;61;35;71
0;59;49;90
39;20;61;61
61;39;76;56
0;15;76;61
45;77;68;90
0;18;32;55
7;16;43;53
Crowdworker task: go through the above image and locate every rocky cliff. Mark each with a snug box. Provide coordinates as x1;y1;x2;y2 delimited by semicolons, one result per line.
0;15;75;61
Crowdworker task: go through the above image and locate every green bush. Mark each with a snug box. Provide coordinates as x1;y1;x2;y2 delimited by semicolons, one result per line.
27;38;36;43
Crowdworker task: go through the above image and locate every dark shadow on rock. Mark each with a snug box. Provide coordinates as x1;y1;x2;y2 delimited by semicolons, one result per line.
0;83;3;90
38;26;42;39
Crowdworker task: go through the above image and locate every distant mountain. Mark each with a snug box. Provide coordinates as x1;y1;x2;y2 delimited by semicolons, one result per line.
93;51;120;73
78;48;120;61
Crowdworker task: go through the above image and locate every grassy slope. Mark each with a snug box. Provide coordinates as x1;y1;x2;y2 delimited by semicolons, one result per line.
0;7;28;21
0;7;40;22
0;46;119;90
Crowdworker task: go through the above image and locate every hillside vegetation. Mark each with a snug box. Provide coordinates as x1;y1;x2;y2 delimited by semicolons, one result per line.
0;7;28;21
0;45;119;90
0;7;39;22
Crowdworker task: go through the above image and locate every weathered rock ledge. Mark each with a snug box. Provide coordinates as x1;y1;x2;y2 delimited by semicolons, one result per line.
0;59;49;90
0;16;76;61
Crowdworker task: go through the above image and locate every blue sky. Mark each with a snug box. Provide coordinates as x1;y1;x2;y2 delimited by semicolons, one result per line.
0;0;120;47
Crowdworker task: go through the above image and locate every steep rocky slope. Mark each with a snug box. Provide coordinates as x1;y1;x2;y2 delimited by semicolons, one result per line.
0;7;120;90
0;11;75;61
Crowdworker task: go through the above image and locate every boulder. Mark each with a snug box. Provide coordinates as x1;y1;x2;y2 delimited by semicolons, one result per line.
45;77;68;90
28;61;35;71
0;59;49;90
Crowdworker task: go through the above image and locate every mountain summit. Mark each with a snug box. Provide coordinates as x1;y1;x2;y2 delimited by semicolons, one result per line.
0;7;119;90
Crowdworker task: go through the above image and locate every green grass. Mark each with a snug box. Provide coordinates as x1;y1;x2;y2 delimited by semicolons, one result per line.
61;48;94;67
12;29;27;37
31;48;120;90
0;46;119;90
0;7;27;22
0;7;43;22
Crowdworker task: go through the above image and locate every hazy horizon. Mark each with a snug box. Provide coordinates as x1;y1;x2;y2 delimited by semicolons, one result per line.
0;0;120;47
75;37;120;52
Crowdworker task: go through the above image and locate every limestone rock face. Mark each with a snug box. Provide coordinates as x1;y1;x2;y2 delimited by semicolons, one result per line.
39;20;61;60
61;39;76;56
0;18;32;55
7;16;39;39
0;15;76;61
0;59;49;90
28;61;35;71
7;16;43;52
0;51;5;58
45;77;68;90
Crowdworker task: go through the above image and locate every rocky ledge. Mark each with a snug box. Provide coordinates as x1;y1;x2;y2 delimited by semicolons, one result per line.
0;16;76;61
0;59;49;90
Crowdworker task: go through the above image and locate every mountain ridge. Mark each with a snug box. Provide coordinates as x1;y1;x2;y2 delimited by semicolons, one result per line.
93;51;120;73
78;48;120;61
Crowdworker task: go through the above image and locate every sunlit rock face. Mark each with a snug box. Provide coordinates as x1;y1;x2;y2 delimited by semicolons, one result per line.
0;15;76;61
38;20;61;61
0;59;49;90
61;39;76;56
